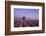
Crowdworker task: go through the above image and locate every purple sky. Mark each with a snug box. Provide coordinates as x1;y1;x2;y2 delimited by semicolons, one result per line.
14;8;39;20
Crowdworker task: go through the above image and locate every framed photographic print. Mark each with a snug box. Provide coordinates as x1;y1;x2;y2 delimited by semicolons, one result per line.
5;1;45;35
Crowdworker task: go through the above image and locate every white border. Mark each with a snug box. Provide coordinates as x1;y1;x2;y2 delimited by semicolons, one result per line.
11;5;42;31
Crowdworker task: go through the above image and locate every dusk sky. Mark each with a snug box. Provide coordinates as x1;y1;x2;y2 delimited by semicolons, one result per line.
14;8;39;20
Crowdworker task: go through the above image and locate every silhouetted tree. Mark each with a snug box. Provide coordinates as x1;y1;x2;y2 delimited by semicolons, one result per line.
23;16;25;20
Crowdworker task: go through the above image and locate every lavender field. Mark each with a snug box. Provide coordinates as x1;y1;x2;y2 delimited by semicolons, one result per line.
14;20;39;27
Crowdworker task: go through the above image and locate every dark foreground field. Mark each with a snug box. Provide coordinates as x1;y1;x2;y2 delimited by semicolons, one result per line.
14;20;39;27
